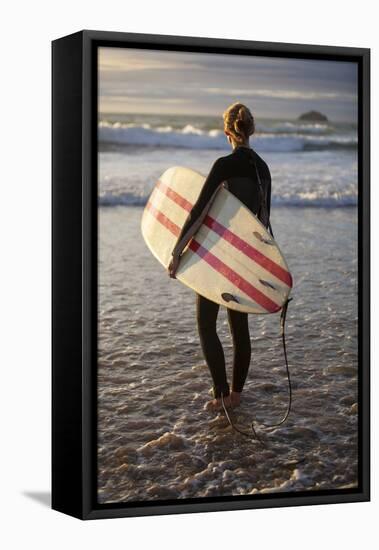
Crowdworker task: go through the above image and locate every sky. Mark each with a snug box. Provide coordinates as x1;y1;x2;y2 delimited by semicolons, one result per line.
98;47;358;122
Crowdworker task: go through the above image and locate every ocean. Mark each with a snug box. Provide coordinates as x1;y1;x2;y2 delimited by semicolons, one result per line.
97;113;358;503
99;113;357;208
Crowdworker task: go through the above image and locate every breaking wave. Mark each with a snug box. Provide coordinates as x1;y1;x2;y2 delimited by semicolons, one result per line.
99;190;357;208
99;122;357;152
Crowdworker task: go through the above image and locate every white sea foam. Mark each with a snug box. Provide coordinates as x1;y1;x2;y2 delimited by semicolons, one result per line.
98;190;357;208
99;122;357;152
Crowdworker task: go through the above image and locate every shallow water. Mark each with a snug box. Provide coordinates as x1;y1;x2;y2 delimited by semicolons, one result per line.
97;205;358;504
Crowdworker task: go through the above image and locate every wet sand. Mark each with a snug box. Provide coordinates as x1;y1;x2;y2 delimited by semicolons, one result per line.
97;204;358;503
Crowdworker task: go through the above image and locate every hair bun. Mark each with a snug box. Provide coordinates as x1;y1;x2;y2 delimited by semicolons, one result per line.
237;106;247;121
223;102;255;143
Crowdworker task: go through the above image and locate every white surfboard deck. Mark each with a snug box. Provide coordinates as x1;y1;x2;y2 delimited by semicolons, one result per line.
141;166;293;314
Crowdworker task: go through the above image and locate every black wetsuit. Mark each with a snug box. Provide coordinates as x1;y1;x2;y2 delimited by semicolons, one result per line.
176;146;272;399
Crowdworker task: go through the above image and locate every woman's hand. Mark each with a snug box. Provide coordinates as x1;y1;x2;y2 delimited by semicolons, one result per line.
168;253;181;279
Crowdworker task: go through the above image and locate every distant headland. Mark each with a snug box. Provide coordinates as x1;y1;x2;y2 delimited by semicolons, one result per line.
298;110;329;122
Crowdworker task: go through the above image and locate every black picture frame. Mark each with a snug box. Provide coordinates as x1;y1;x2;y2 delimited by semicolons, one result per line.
52;29;370;520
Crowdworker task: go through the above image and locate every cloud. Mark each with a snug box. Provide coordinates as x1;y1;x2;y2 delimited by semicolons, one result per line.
202;87;357;101
98;47;206;73
98;47;358;121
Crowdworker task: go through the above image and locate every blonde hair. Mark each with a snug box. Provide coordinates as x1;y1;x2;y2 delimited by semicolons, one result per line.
223;102;255;144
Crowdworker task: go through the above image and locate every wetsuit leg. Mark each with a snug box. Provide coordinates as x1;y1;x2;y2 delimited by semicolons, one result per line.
227;308;251;393
195;293;230;398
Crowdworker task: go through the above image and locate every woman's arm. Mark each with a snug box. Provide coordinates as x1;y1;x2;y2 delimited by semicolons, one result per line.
171;158;226;258
168;161;225;279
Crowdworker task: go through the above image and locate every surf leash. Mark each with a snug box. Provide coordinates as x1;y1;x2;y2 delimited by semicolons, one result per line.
220;392;262;442
221;296;293;442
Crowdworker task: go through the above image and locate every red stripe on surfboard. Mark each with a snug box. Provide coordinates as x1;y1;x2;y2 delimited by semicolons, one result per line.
155;178;292;288
204;217;293;287
146;199;181;237
157;179;193;212
188;241;281;313
145;199;281;313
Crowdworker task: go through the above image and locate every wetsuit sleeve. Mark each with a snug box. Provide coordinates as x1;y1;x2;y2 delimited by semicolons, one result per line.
172;158;226;256
265;167;274;238
266;168;272;220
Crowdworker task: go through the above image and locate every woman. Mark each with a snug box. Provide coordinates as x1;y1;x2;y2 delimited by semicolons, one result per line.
168;102;273;412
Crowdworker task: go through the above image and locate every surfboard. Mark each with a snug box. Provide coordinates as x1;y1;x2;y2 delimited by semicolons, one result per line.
141;166;293;314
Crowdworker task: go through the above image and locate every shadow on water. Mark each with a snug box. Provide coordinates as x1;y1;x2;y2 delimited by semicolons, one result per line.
22;491;51;507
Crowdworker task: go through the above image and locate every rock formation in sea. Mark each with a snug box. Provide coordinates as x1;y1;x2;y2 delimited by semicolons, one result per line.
298;110;328;122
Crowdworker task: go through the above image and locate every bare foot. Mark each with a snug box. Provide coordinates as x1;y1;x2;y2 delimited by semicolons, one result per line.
204;394;232;412
230;391;242;408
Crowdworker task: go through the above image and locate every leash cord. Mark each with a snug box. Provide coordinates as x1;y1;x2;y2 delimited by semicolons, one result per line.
220;393;262;441
220;161;292;440
221;297;293;441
